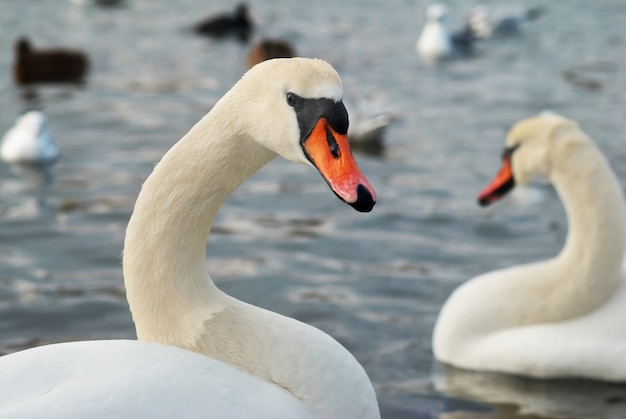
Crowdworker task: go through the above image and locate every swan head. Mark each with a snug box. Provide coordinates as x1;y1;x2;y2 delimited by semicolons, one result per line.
426;3;450;22
234;57;377;212
478;111;583;206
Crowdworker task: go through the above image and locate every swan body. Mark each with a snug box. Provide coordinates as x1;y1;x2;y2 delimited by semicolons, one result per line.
1;111;59;163
0;58;380;418
434;112;626;381
0;340;311;418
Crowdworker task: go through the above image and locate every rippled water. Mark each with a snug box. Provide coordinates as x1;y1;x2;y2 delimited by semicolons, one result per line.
1;0;626;417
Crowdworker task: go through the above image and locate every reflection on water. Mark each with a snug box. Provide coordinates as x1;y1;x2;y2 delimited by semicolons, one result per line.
2;162;56;218
435;363;626;418
441;405;545;419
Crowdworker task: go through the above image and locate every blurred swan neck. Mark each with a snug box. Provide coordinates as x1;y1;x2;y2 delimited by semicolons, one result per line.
551;142;626;294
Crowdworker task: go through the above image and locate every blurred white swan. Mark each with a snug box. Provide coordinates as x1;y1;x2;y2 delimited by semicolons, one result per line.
434;112;626;381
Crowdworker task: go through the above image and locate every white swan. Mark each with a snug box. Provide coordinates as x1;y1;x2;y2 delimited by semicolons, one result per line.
433;111;626;381
0;58;381;418
1;111;59;164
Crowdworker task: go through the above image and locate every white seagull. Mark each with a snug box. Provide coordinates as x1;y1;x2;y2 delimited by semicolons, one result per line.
1;111;59;164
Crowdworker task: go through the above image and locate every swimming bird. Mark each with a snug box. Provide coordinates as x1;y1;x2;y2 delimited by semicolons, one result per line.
1;111;59;164
433;112;626;381
349;112;394;153
467;5;544;39
346;97;395;154
12;37;89;85
246;38;296;68
194;3;253;42
0;58;380;418
416;3;475;61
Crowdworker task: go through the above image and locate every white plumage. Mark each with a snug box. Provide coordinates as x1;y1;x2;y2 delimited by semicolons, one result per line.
434;112;626;381
0;58;380;418
1;111;58;164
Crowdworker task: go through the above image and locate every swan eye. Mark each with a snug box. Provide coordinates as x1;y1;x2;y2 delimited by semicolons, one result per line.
286;92;296;107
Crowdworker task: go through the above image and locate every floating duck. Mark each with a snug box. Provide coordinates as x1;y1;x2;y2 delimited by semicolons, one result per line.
194;3;253;42
246;38;296;68
12;37;89;85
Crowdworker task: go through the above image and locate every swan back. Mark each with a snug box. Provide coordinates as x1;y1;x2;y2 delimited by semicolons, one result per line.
0;340;313;418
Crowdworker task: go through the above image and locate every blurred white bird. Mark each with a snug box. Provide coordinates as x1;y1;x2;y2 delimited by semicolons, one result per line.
468;4;544;39
350;113;393;149
346;96;396;154
1;111;59;164
416;3;475;61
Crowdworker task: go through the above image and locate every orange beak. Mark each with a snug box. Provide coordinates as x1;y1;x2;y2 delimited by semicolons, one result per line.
302;118;377;212
477;154;516;206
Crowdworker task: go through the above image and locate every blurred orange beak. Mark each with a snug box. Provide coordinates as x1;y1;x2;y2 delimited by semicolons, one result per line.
303;118;376;212
477;154;515;206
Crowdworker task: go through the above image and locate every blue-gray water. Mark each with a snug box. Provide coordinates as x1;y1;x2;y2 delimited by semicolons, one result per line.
1;0;625;417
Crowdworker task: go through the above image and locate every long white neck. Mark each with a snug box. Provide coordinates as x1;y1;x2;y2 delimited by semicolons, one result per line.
123;102;275;344
493;140;626;327
122;100;379;417
546;140;626;316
